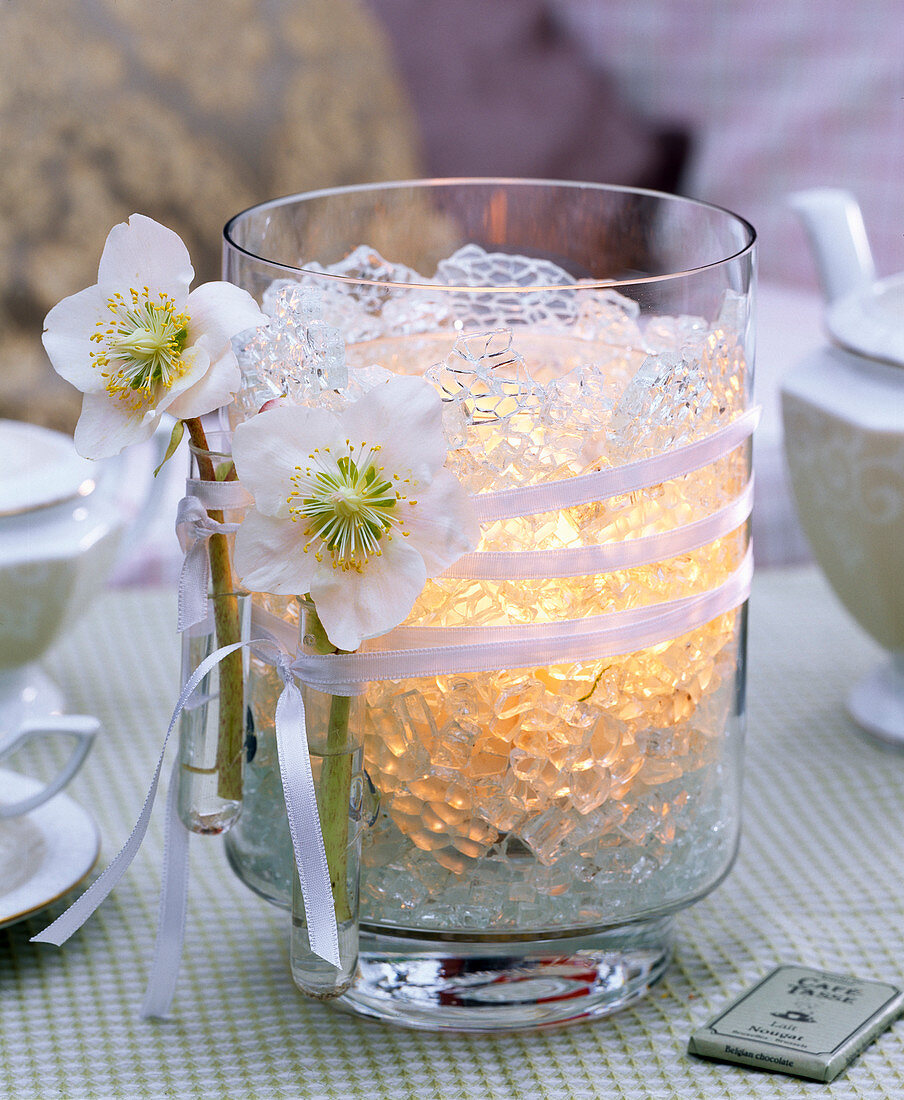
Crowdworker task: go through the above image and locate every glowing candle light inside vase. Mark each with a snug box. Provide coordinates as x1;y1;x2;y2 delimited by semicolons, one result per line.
223;184;756;1027
359;323;748;887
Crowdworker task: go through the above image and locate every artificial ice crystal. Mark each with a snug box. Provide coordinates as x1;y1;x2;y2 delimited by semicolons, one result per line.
233;284;347;418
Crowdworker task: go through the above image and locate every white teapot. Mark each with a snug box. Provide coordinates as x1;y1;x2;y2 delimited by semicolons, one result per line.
782;189;904;745
0;420;128;729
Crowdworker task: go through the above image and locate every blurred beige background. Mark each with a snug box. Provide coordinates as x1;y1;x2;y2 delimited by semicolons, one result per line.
8;2;900;577
1;0;419;432
6;0;901;438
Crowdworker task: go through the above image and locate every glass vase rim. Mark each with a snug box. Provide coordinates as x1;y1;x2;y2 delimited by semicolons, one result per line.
223;177;756;294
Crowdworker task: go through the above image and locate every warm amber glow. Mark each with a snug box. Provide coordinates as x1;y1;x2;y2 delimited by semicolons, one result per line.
250;324;749;875
360;327;748;868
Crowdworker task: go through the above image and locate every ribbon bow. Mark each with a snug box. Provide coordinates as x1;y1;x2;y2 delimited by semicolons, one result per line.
33;635;344;1020
175;496;240;631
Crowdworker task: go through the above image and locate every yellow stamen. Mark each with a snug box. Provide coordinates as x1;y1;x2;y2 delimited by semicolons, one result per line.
92;287;190;408
287;443;413;571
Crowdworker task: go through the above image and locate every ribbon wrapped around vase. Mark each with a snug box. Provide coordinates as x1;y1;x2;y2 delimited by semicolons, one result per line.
32;406;759;1018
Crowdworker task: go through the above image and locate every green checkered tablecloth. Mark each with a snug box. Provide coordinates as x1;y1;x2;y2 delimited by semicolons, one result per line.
2;567;903;1099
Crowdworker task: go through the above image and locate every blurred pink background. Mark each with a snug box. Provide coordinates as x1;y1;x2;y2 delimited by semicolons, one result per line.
367;0;904;290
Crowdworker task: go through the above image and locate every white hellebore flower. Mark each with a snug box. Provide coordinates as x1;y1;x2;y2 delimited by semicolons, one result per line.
233;376;480;651
42;214;265;458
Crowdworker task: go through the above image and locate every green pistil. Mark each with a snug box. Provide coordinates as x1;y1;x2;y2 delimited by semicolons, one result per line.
92;287;190;402
291;449;404;570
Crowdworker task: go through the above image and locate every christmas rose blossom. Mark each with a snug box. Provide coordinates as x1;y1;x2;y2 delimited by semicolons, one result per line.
42;214;265;458
233;375;480;651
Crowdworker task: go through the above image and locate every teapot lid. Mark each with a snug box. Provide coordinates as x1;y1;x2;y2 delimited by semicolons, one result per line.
827;273;904;368
0;420;97;515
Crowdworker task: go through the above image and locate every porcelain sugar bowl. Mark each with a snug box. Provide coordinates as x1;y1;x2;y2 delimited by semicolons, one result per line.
782;189;904;745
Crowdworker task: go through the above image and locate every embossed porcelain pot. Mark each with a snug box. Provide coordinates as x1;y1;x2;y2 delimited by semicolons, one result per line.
785;189;904;746
0;420;126;728
220;181;756;1030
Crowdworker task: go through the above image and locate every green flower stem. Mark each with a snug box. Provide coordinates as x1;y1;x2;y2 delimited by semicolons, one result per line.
321;695;354;924
306;607;354;925
184;417;244;804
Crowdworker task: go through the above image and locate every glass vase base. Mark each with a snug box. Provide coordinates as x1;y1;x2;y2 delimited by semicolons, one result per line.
180;799;242;836
334;917;672;1033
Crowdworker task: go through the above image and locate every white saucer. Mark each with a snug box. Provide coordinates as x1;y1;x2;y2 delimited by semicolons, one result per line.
0;768;100;929
0;420;96;516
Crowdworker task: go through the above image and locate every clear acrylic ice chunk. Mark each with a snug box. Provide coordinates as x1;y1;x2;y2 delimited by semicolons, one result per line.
545;364;614;432
243;283;348;401
567;765;612;816
573;289;643;346
642;314;709;353
520;806;576;866
608;348;720;457
426;329;542;426
391;690;437;751
434;245;579;330
433;720;478;770
297;245;450;342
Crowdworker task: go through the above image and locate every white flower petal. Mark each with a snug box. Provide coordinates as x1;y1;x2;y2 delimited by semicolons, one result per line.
233;372;476;649
234;510;316;595
97;215;193;303
232;404;343;517
310;536;427;651
73;390;159;459
165;340;237;420
186;282;266;350
342;375;447;483
42;283;113;392
403;469;481;575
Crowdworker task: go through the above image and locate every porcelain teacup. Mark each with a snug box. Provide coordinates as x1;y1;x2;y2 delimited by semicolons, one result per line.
0;716;98;818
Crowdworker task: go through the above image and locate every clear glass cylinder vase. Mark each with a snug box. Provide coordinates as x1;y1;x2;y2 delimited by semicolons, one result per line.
221;180;756;1030
177;433;248;835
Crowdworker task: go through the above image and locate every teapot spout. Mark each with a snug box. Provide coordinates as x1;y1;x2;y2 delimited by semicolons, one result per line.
789;188;876;303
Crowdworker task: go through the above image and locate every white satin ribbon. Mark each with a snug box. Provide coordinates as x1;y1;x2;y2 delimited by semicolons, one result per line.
445;478;754;579
471;406;759;523
185;477;253;511
259;548;753;695
175;496;241;631
272;654;342;969
30;639;247;951
140;756;190;1018
176;409;760;531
